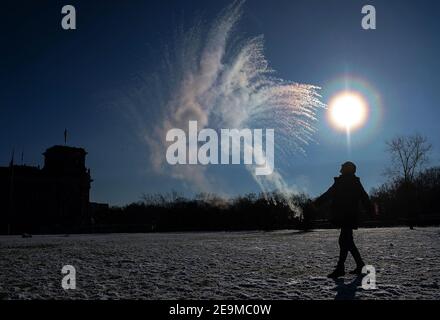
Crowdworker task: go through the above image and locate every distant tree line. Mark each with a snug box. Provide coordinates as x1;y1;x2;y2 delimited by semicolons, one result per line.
371;166;440;226
371;134;440;227
91;192;313;232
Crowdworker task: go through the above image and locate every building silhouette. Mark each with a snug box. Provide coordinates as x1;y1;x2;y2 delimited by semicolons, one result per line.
0;145;93;234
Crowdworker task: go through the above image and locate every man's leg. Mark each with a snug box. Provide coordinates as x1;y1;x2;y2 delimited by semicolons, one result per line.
337;227;350;268
328;228;349;278
345;229;365;274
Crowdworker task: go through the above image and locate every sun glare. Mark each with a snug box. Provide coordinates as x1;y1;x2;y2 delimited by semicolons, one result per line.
328;91;368;131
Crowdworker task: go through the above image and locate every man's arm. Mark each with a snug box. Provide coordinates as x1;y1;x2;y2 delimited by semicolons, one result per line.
358;181;373;213
314;182;336;206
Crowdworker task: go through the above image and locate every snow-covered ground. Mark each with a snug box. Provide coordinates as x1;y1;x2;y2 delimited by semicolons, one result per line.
0;227;439;300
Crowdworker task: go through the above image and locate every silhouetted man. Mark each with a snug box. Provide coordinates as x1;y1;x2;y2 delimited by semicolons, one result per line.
315;161;372;279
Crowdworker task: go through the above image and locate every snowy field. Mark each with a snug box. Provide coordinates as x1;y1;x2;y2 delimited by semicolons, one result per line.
0;227;439;300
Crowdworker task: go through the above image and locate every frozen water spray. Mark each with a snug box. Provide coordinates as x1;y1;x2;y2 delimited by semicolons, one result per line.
125;0;325;218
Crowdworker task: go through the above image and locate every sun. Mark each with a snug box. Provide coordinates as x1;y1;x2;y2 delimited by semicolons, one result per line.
328;91;368;131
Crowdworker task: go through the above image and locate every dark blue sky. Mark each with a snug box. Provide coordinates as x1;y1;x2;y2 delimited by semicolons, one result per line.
1;0;439;205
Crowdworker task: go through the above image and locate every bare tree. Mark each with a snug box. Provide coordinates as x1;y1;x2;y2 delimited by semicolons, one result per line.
385;133;432;184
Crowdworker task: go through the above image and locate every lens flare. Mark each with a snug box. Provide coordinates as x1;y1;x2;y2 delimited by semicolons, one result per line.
328;91;368;131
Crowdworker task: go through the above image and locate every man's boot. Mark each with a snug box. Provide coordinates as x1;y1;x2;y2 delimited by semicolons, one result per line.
327;265;345;279
349;263;366;275
350;247;365;275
